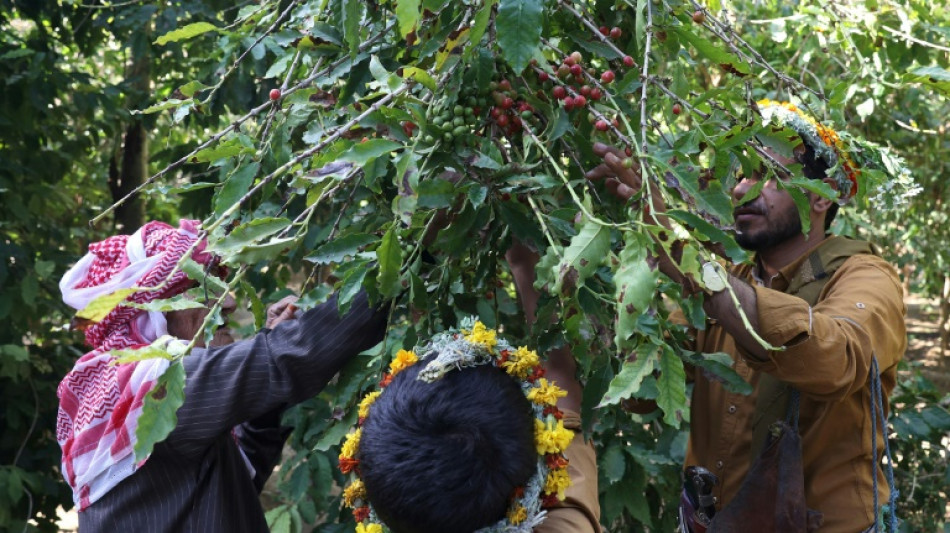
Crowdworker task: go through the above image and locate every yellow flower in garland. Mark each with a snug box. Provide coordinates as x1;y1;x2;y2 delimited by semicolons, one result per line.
507;504;528;525
535;418;574;455
389;349;418;376
355;524;383;533
342;479;367;508
464;320;498;350
527;378;567;406
502;346;540;379
340;428;362;460
358;391;382;420
543;468;572;500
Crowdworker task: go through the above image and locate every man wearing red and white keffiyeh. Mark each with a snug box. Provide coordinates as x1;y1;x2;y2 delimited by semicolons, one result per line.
56;219;223;510
57;218;387;532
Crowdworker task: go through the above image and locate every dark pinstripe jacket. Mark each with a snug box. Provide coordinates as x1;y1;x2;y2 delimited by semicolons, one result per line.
77;291;387;532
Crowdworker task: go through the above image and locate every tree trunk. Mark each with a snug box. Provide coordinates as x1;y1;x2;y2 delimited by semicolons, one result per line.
108;37;150;232
940;274;949;357
901;263;913;299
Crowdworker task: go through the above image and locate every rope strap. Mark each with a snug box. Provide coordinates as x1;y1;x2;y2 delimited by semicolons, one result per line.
869;355;899;533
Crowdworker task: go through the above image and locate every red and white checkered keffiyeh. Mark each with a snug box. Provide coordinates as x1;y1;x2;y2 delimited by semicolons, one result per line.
56;219;217;510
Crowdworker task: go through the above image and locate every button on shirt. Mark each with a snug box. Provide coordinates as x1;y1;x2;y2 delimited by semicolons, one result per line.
684;237;906;533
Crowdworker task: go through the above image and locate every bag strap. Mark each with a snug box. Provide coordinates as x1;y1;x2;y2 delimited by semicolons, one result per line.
869;355;899;532
750;249;831;456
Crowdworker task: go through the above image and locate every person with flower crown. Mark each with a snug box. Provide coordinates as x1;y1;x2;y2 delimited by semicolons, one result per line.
586;101;910;533
335;241;601;533
56;219;388;532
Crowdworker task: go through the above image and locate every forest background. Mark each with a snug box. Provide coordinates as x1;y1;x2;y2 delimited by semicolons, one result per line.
1;0;949;531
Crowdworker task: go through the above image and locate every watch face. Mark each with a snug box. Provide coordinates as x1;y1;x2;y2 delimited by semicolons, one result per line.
702;262;727;293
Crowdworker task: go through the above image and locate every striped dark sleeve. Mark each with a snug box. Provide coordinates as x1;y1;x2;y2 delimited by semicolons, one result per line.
168;290;387;459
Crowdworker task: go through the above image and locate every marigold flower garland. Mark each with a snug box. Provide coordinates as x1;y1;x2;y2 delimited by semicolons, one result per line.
337;317;574;532
757;99;860;200
757;99;921;211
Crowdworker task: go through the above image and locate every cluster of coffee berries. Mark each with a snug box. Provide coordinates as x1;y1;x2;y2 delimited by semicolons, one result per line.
488;79;534;138
421;99;483;145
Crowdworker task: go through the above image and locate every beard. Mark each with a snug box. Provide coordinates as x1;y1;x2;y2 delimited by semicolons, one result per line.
734;202;803;252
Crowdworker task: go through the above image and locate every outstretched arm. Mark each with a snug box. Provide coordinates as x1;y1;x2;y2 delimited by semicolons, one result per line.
505;240;581;420
507;240;601;532
168;291;387;460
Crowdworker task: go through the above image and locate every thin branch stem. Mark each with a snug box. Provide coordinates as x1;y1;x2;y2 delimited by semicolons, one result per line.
525;194;563;258
94;25;394;226
204;0;300;103
205;84;410;234
881;24;950;53
523;127;627;229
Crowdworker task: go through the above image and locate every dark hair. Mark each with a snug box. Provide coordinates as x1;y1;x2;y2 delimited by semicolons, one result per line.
358;358;537;533
795;138;838;231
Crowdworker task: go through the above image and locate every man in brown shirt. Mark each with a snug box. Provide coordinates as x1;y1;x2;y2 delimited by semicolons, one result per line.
586;102;906;532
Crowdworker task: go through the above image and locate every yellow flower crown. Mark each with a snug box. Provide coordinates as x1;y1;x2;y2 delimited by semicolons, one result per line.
338;317;574;532
757;99;859;200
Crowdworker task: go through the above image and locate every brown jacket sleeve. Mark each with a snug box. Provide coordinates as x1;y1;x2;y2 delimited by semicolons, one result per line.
534;410;602;533
743;256;906;401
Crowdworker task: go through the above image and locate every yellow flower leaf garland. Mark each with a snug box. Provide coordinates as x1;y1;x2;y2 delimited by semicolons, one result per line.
757;99;859;201
756;99;919;211
337;317;574;532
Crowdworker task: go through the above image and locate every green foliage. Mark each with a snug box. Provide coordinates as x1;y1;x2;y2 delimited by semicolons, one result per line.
0;1;256;530
888;362;950;533
5;0;950;531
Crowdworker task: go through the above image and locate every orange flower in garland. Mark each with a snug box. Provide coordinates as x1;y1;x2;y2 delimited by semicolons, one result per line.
758;99;859;199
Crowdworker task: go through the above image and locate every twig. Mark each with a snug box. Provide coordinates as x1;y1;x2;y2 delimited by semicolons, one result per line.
204;0;301;104
259;50;306;142
93;26;394;226
683;0;822;100
881;24;950;53
205;84;411;233
640;2;654;154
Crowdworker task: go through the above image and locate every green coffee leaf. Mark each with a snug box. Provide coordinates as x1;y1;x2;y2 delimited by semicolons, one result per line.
127;295;207;313
667;209;748;263
338;139;402;167
305;234;377;264
155;22;220;46
602;445;627;484
112;339;176;364
614;238;659;349
135;361;186;460
597;346;658;408
214;163;259;217
683;351;752;395
192;138;254;163
496;0;543;74
394;0;421;37
904;66;950;97
76;288;137;322
376;226;403;298
416;178;456;209
181;258;229;294
209;217;292;254
657;346;688;428
553;218;609;295
672;26;750;76
467;0;498;56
